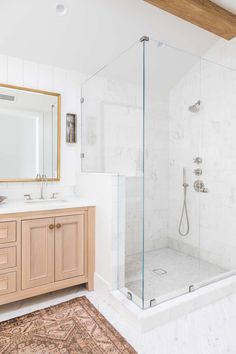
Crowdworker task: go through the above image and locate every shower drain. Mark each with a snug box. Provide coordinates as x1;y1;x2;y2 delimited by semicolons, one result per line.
152;268;167;276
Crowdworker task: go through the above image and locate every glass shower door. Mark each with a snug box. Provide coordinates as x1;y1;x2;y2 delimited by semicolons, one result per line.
143;39;202;307
80;41;146;309
80;36;236;310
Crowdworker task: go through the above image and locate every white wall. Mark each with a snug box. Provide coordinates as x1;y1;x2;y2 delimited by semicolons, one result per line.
0;0;217;76
0;54;84;198
76;172;123;290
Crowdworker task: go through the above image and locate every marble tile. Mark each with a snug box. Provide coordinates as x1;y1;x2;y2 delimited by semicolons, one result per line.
169;43;236;273
125;247;226;301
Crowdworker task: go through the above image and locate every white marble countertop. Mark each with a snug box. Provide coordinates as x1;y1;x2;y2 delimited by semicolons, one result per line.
0;197;95;215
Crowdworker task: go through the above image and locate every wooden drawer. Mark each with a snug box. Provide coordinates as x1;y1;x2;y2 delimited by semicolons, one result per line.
0;247;17;270
0;222;16;244
0;272;17;296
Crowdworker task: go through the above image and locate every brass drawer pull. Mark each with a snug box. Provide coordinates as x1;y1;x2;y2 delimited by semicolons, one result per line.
56;224;62;229
49;224;54;230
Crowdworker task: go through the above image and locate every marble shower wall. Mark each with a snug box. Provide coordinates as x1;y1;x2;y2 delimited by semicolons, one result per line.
168;61;201;258
168;39;236;270
143;93;170;254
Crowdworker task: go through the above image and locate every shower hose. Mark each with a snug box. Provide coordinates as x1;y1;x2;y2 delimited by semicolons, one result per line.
178;182;190;237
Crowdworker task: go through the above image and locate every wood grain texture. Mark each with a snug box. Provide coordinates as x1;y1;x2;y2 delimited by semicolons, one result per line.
86;207;95;291
22;218;55;289
0;275;87;306
0;272;16;295
0;222;16;244
144;0;236;40
0;247;16;270
0;207;95;306
55;214;85;281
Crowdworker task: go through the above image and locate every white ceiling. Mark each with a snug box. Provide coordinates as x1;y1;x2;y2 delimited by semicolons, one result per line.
0;0;219;76
212;0;236;14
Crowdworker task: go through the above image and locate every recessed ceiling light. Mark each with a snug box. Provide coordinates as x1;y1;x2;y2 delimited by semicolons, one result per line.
56;3;68;16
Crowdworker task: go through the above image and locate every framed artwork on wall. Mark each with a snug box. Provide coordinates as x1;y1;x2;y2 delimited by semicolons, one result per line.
66;113;77;143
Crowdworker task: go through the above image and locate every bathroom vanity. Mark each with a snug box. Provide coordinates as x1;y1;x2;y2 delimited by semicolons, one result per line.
0;84;96;306
0;200;95;306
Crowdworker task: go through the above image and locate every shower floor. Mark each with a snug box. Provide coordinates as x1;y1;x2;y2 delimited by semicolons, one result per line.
125;247;226;301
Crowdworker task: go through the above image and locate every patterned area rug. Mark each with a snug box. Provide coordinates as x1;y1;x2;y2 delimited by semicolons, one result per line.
0;296;137;353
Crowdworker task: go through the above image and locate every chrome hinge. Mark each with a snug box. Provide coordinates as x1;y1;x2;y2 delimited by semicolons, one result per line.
80;97;84;104
189;285;195;292
80;153;85;159
140;35;149;42
150;299;157;307
127;292;133;301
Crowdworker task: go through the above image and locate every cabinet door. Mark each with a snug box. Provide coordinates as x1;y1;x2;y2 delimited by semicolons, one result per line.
0;221;16;244
22;218;55;289
55;214;85;281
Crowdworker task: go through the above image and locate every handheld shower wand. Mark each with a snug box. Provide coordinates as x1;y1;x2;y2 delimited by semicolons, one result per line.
178;168;190;237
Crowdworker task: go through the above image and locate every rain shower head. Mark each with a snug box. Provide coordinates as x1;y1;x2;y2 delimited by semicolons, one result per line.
188;100;201;113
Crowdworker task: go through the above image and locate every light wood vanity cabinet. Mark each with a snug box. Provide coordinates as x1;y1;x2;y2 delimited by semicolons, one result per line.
0;272;17;296
0;246;17;270
22;217;55;289
0;206;95;306
55;214;85;281
0;221;16;244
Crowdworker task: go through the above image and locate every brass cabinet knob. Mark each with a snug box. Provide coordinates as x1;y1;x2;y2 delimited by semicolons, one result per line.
49;224;54;230
56;223;61;229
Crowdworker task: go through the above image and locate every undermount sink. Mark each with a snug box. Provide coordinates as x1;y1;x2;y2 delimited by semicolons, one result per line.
25;198;68;204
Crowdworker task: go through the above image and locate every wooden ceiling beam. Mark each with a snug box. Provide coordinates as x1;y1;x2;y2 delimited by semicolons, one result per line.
144;0;236;40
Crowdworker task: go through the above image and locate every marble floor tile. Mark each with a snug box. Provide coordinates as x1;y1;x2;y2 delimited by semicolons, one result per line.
125;247;226;301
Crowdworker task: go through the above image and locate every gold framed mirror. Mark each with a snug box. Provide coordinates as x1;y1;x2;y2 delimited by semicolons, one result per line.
0;83;61;182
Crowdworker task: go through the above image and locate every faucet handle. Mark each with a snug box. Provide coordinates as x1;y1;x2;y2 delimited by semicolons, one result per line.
193;157;203;164
24;194;32;201
51;192;59;199
202;187;209;193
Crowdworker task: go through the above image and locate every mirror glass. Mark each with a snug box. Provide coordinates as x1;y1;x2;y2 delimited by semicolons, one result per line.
0;85;60;181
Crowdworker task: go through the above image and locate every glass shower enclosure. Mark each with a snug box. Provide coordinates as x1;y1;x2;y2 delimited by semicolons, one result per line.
81;36;236;309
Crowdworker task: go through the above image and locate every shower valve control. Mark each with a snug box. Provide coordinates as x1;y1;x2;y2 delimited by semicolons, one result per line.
194;168;202;176
193;157;203;164
202;188;209;193
194;180;209;193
